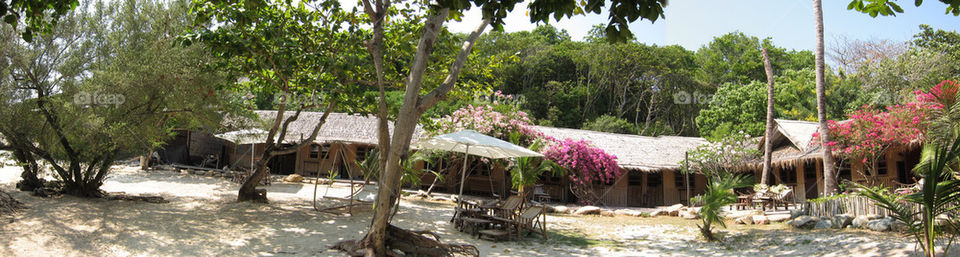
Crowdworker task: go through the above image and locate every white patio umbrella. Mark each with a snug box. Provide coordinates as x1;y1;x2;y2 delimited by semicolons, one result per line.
216;129;270;170
414;130;543;207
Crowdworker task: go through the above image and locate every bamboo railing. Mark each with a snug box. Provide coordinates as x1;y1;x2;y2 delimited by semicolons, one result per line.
802;195;919;217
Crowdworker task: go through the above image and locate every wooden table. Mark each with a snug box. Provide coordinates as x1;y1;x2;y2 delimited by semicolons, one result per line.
460;217;494;237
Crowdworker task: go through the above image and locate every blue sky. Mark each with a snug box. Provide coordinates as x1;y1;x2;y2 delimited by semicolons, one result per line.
442;0;960;51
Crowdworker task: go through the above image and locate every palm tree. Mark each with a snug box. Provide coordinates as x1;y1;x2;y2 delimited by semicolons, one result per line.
859;129;960;257
508;132;562;204
813;0;839;195
693;173;753;241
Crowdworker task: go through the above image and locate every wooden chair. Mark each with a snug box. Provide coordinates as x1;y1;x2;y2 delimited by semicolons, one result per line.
516;206;546;239
492;195;522;218
772;188;794;211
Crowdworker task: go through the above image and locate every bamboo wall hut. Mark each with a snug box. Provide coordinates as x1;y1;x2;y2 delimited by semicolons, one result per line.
751;119;922;201
532;126;709;207
156;130;229;167
219;110;423;178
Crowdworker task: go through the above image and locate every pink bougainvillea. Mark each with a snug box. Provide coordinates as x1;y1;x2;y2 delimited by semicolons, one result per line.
812;80;956;179
434;91;540;140
543;138;620;204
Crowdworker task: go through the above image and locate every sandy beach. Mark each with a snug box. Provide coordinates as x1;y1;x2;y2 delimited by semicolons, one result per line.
0;165;922;256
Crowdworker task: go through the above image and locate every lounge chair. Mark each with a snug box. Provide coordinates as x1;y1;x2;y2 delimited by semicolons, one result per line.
480;204;547;241
490;195;522;219
772;188;794;210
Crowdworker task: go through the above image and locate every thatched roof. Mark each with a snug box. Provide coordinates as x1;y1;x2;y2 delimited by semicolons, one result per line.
533;126;707;172
225;110;424;146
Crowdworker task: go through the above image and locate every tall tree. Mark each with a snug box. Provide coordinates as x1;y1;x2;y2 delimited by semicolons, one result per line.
350;0;669;255
187;0;367;202
814;0;839;195
1;0;231;197
761;48;776;185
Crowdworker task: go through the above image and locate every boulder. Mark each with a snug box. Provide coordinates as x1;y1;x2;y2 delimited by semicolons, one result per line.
665;204;684;216
574;206;602;215
814;219;834;229
789;209;805;219
553;206;570;214
650;210;665;217
283;174;304;183
614;209;641;217
680;210;700;219
752;215;769;225
832;214;855;229
600;210;616;217
852;215;871;229
891;220;909;233
866;218;894;232
788;216;819;229
735;215;754;225
767;214;792;223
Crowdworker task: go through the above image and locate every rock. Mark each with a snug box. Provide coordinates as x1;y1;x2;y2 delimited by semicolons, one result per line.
788;216;819;229
891;220;909;233
866;218;894;232
600;210;616;217
553;206;570;214
814;219;834;229
790;209;805;219
832;214;855;229
852;215;871;229
768;214;792;223
752;215;769;225
206;170;218;176
574;206;601;215
614;209;641;217
680;210;699;219
650;210;665;217
665;204;684;216
866;214;884;220
283;174;304;183
735;215;754;225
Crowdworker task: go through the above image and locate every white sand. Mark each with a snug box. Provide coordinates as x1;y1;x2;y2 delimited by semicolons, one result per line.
0;165;922;256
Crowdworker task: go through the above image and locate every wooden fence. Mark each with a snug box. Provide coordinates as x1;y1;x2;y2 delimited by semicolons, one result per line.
802;195;919;217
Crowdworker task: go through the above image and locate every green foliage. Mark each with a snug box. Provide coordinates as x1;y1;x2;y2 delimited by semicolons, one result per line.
0;0;78;42
507;132;562;197
525;0;666;42
696;81;767;137
0;0;232;196
695;32;814;87
693;173;753;241
847;0;960;17
185;0;367;113
688;131;761;177
582;115;635;134
858;131;960;257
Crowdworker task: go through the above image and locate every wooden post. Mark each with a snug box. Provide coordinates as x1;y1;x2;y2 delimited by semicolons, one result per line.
684;152;690;205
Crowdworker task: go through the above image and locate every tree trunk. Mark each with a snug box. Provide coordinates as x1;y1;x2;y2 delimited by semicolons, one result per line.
237;152;273;202
12;148;43;191
761;47;776;186
360;9;489;255
813;0;839;196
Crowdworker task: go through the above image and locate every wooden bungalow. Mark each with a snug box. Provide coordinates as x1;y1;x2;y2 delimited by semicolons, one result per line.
156;130;230;167
210;110;422;178
750;119;922;201
534;126;709;207
419;126;709;207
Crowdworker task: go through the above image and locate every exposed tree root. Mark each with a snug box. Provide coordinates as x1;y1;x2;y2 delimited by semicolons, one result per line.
0;189;24;216
104;192;169;203
331;224;479;257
